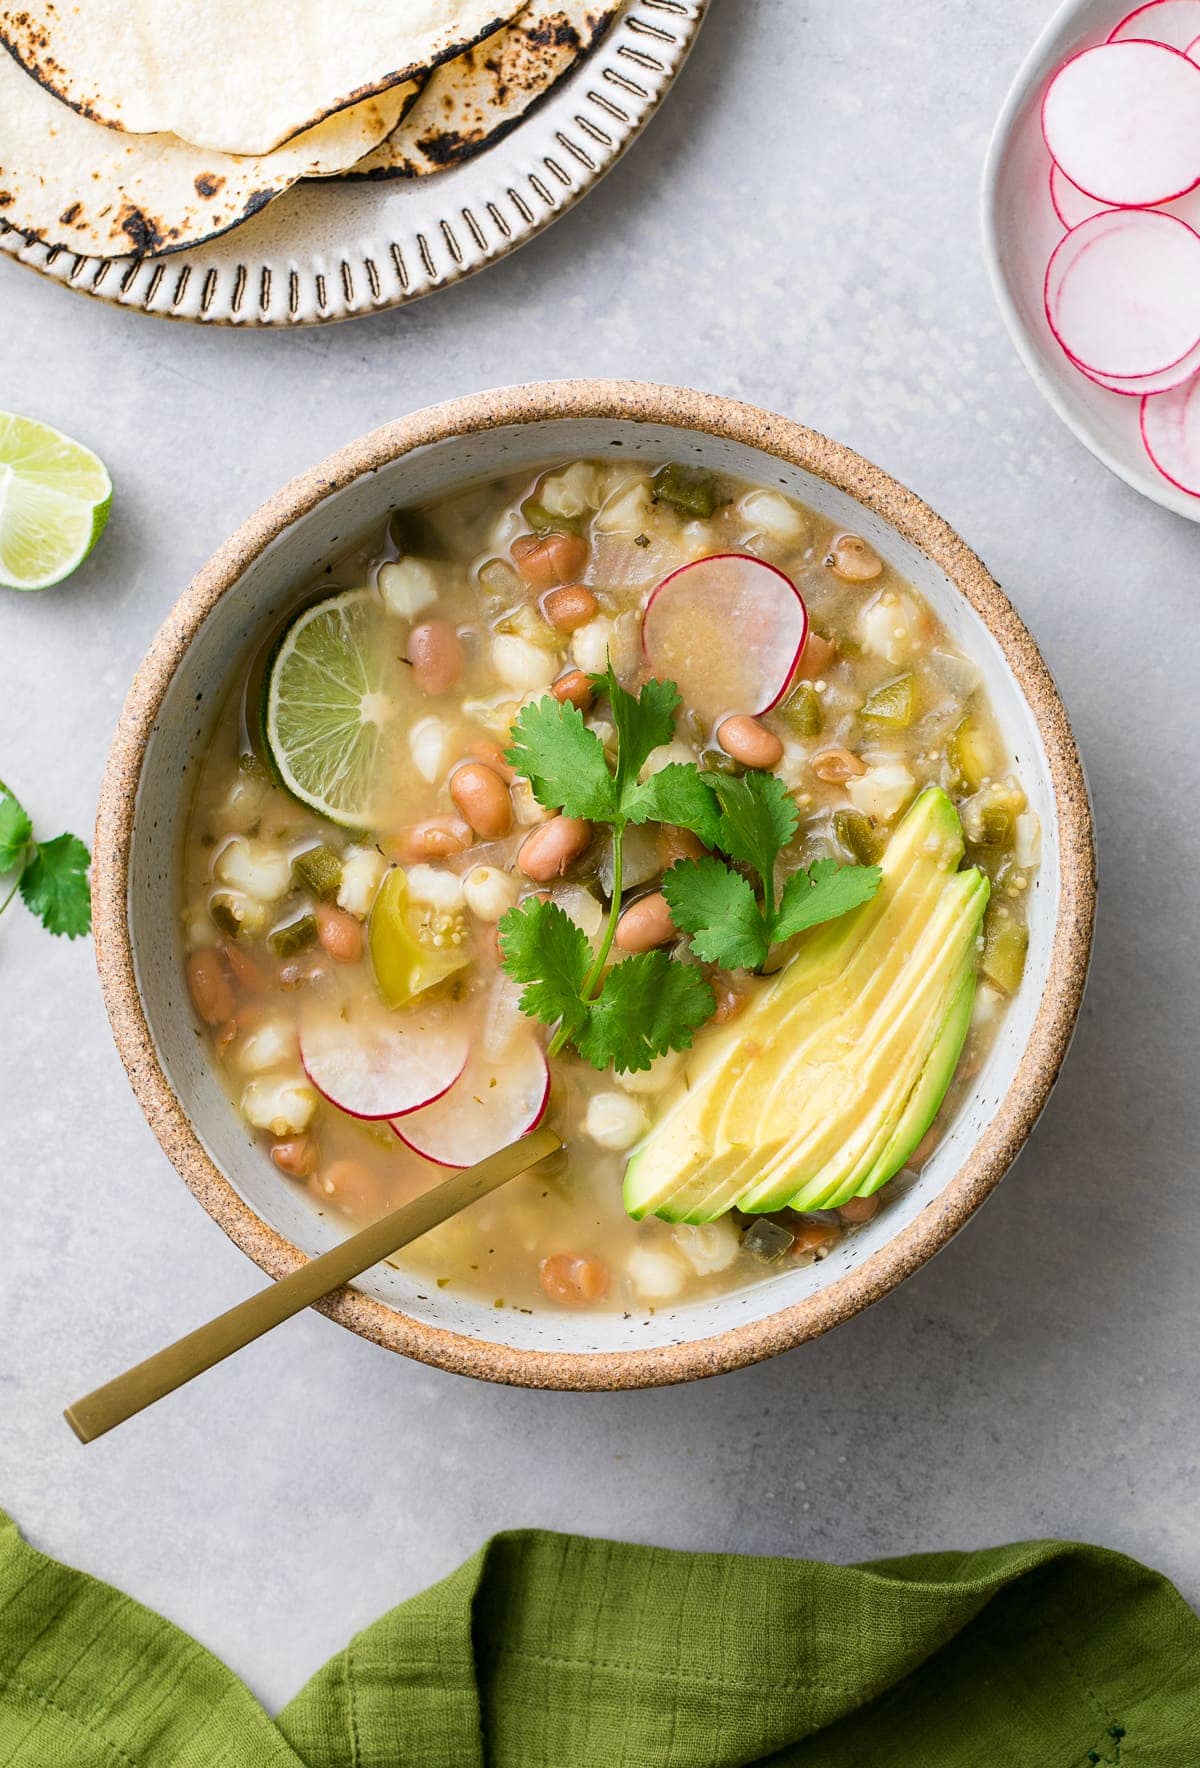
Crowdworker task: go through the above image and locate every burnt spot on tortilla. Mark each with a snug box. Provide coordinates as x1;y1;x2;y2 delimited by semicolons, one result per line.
242;188;275;219
58;200;81;224
414;128;481;168
0;191;12;208
525;19;582;51
117;203;166;256
194;173;225;199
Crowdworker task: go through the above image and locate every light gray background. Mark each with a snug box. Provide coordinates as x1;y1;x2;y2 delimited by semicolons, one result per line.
1;0;1196;1714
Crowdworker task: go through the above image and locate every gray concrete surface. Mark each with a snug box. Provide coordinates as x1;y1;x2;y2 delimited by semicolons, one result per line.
2;0;1197;1714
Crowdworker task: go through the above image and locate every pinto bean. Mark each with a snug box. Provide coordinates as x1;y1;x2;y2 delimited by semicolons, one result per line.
551;669;594;711
793;631;838;681
708;970;748;1024
826;534;883;583
543;584;599;632
315;1158;387;1214
717;715;784;770
539;1252;611;1305
271;1137;317;1178
395;817;474;862
468;737;517;783
187;949;234;1026
810;746;867;784
837;1192;881;1223
615;891;677;952
517;816;592;881
512;531;589;590
450;762;512;838
223;942;268;994
658;825;705;868
315;903;363;963
407;619;464;695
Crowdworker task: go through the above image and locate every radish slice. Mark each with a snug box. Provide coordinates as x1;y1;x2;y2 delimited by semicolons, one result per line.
1044;210;1200;377
394;1030;550;1168
1142;374;1200;491
1071;335;1200;395
1042;41;1200;205
1049;161;1110;229
1109;0;1200;48
641;553;808;722
300;1006;469;1120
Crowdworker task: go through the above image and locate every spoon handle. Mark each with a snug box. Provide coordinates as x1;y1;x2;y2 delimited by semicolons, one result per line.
65;1124;561;1444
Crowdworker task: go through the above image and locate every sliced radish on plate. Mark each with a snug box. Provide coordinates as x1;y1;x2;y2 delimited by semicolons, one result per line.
1049;161;1110;229
1044;209;1200;378
1142;374;1200;490
1108;0;1200;48
1042;40;1200;205
300;1006;469;1120
394;1029;550;1168
1071;332;1200;395
641;553;808;722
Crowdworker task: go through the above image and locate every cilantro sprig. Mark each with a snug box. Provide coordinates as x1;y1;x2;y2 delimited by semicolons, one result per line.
0;779;92;938
501;667;717;1071
663;772;881;972
498;670;881;1073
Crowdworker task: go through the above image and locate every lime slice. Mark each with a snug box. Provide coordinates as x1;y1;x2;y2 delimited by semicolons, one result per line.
0;412;112;591
264;588;409;828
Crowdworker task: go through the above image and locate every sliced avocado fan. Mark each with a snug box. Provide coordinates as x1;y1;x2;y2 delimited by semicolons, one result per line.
622;787;989;1224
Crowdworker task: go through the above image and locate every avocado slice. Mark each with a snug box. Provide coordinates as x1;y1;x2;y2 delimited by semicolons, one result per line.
622;788;989;1223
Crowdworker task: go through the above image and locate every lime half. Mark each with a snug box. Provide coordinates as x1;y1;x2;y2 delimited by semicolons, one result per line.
264;588;408;829
0;412;112;591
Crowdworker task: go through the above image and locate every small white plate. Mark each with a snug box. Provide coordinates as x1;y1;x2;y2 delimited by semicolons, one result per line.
0;0;706;328
981;0;1200;522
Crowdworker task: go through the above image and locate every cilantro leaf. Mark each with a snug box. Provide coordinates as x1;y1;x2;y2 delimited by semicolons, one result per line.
624;763;722;847
595;667;680;799
18;832;92;938
0;787;33;874
662;856;768;970
498;900;591;1039
576;951;714;1073
774;857;882;943
707;770;799;883
505;697;616;821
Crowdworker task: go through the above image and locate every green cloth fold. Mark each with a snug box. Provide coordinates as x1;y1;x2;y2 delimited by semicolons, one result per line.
0;1509;1197;1766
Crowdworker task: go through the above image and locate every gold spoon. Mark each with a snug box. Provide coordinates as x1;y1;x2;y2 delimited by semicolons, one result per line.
65;1124;561;1443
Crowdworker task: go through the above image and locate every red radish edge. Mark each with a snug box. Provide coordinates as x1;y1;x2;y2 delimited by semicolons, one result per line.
1141;378;1200;493
300;1013;469;1121
1048;161;1109;231
393;1036;551;1169
1069;332;1200;395
1108;0;1200;48
1041;41;1200;207
1043;210;1200;379
641;552;809;717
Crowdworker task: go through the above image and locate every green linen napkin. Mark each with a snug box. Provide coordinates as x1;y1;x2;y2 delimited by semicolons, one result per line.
1;1509;1197;1765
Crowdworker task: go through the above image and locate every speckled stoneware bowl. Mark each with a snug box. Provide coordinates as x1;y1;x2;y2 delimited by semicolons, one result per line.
93;381;1095;1390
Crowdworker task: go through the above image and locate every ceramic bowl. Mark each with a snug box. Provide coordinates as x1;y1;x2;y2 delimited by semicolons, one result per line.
982;0;1200;522
93;381;1095;1390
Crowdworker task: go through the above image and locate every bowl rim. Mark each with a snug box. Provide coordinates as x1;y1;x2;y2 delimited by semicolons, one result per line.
979;0;1200;524
92;378;1096;1391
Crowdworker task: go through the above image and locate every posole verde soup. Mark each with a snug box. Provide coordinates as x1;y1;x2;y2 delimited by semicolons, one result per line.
182;459;1038;1314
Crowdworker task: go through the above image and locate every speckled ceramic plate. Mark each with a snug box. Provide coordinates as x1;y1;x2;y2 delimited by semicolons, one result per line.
93;381;1096;1391
0;0;705;326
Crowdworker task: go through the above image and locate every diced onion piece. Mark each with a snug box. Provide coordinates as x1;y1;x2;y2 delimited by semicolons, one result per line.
1042;41;1200;207
846;762;917;822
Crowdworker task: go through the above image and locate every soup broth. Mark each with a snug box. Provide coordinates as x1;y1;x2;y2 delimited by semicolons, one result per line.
181;458;1038;1314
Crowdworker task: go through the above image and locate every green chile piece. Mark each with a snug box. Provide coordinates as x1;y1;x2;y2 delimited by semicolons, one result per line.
269;913;318;959
292;844;344;901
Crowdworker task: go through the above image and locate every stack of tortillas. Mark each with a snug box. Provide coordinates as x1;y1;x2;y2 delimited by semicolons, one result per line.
0;0;620;259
